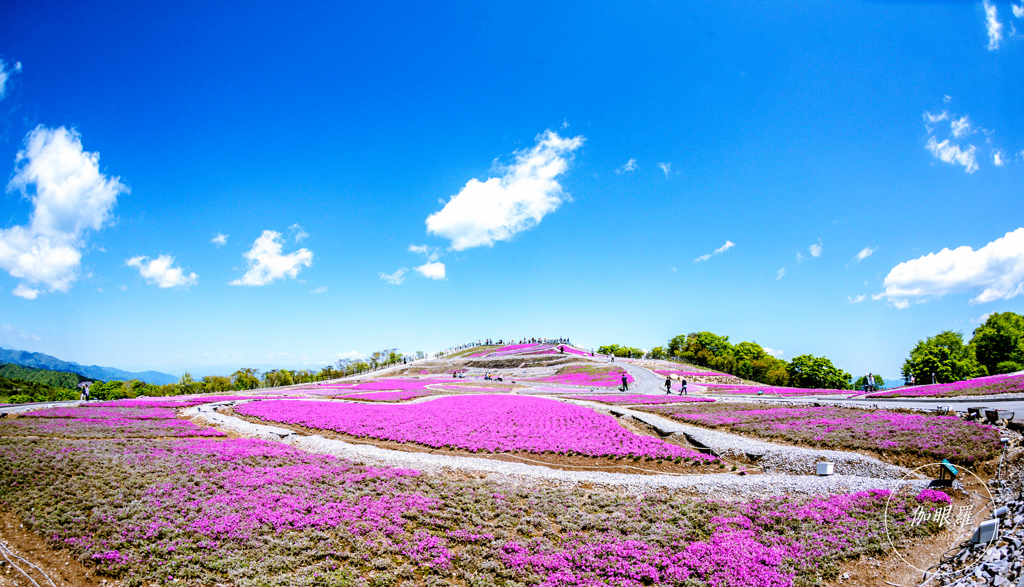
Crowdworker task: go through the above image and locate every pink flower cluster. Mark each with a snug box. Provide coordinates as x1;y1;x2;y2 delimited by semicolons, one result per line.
867;373;1024;398
648;403;1001;464
564;394;716;405
237;395;716;461
334;390;435;402
702;384;851;397
0;416;224;438
24;406;180;420
526;367;634;387
655;370;730;378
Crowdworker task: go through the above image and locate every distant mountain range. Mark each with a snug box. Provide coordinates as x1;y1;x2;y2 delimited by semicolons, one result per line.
0;347;178;385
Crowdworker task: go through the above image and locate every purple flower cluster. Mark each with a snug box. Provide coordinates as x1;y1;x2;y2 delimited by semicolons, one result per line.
0;432;944;587
564;394;716;405
468;343;543;357
23;406;180;419
867;373;1024;398
237;395;716;461
334;390;435;402
644;402;1001;464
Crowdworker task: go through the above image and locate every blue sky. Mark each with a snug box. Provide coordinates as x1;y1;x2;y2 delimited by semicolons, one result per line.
1;0;1022;380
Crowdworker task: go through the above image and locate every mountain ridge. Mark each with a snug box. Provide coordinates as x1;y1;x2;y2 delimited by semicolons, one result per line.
0;346;178;385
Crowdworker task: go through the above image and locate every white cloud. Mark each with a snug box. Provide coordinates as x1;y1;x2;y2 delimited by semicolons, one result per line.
658;162;672;177
971;312;993;325
1014;4;1024;18
993;151;1005;166
762;347;783;357
694;240;735;263
1;324;40;340
985;0;1004;50
380;268;407;285
0;59;21;100
415;261;446;280
925;137;979;173
126;255;198;288
943;95;952;104
425;131;583;251
229;230;313;286
408;244;440;261
855;247;876;262
847;294;867;303
809;240;823;257
289;223;309;243
777;267;787;280
311;286;327;294
923;110;948;124
616;158;638;174
0;126;128;298
212;233;228;246
879;228;1024;307
334;351;365;360
950;116;973;139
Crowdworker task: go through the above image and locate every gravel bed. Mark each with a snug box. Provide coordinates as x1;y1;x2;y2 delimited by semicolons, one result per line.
186;401;925;499
601;405;914;479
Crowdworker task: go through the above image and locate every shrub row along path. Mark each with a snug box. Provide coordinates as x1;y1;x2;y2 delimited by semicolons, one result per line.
188;398;923;500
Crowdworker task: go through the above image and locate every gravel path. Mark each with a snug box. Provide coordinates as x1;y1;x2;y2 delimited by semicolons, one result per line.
186;401;925;499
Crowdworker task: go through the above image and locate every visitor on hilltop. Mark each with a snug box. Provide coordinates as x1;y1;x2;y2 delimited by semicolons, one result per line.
621;373;629;392
931;372;937;385
867;373;876;392
909;373;916;386
559;345;564;354
664;378;672;394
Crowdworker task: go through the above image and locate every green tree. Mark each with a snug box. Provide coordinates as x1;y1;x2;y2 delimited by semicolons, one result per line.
788;354;852;390
201;375;233;392
902;331;985;384
646;347;667;360
597;344;621;356
970;312;1024;374
232;368;262;390
669;332;734;367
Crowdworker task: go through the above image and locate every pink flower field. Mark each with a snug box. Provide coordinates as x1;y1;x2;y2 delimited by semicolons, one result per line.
866;372;1024;398
525;365;634;387
236;395;715;461
333;390;435;402
0;416;225;438
642;402;1002;464
565;394;716;405
702;383;854;397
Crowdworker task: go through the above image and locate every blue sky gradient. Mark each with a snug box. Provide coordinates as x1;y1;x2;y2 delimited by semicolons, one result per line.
1;0;1022;380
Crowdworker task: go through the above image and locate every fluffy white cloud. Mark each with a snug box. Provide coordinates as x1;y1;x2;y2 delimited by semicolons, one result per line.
950;116;972;138
311;286;327;294
615;158;638;174
925;137;979;173
762;347;783;357
1014;4;1024;18
777;267;786;280
408;244;440;261
809;241;823;257
230;230;313;286
212;233;228;246
126;255;198;288
923;110;948;124
985;0;1004;50
658;162;672;177
380;268;407;285
425;131;584;251
0;126;128;298
880;228;1024;306
289;223;309;243
415;262;446;280
694;240;735;263
847;294;867;303
993;151;1005;166
855;247;876;262
972;312;993;325
0;59;21;100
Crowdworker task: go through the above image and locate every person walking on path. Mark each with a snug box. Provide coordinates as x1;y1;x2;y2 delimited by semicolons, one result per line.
680;379;688;395
664;377;672;394
621;373;629;391
867;373;876;392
